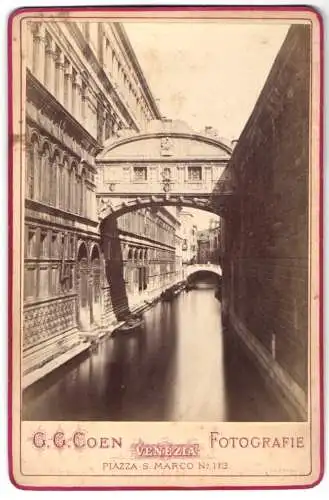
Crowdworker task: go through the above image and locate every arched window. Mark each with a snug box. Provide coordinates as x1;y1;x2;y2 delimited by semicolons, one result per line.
58;163;64;209
67;163;73;211
26;146;34;199
75;175;81;215
91;245;101;304
80;168;86;216
41;143;51;203
70;162;77;213
70;162;79;214
77;242;88;309
26;136;39;199
58;158;64;210
63;159;69;211
50;152;59;206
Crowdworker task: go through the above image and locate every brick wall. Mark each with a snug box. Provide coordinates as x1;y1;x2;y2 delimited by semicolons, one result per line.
221;25;310;415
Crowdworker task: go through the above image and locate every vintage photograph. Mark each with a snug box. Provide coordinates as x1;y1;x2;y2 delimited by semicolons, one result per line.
8;6;323;489
19;17;312;424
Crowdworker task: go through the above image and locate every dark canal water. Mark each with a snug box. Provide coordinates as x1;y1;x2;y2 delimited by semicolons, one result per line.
23;287;289;421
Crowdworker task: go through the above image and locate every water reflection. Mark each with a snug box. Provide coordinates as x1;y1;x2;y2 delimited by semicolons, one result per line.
23;287;289;422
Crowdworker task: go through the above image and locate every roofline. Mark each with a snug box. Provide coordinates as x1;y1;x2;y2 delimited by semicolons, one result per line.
116;23;162;120
97;131;233;160
96;157;229;164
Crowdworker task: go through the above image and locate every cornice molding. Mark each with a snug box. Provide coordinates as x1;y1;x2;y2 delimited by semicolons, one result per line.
25;198;99;228
26;70;102;157
97;131;233;161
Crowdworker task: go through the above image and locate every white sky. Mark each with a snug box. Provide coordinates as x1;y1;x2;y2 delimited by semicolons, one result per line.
124;21;290;229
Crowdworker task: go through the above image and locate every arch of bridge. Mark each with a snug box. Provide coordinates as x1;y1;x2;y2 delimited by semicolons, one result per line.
96;123;233;221
185;264;222;278
97;194;224;220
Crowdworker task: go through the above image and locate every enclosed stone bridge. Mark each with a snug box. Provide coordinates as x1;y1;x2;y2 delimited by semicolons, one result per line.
96;120;234;221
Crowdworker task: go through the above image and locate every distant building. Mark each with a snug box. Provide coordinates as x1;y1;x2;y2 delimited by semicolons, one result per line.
179;210;198;265
174;210;184;281
197;230;211;264
197;218;221;264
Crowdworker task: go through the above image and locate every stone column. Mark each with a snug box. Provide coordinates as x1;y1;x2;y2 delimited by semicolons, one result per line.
26;22;34;70
83;86;91;132
57;163;63;209
177;165;184;185
34;144;42;201
50;40;57;96
56;52;65;104
45;37;56;94
72;73;78;119
64;63;72;114
31;23;45;82
81;79;87;126
75;73;83;122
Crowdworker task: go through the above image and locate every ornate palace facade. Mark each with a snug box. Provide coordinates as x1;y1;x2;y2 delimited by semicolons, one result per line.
23;21;181;384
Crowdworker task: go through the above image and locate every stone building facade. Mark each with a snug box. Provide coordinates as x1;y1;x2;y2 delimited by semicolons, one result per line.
23;21;181;383
218;25;310;420
179;210;198;265
197;218;221;264
100;207;181;323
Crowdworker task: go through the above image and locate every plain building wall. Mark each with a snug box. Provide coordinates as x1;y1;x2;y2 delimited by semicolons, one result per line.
220;25;310;419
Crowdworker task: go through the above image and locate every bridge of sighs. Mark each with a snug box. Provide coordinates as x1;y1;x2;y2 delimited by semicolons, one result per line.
96;120;234;219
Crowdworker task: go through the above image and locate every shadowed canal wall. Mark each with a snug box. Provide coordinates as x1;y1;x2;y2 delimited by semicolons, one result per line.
219;25;310;420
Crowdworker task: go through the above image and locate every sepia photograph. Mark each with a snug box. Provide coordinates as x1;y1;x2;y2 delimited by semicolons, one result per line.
8;6;323;489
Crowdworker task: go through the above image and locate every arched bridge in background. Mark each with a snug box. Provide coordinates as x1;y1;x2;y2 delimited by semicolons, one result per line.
183;263;222;280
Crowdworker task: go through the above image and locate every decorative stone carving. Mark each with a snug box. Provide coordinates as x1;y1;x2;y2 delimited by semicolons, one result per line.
97;197;114;216
160;137;174;156
24;297;76;349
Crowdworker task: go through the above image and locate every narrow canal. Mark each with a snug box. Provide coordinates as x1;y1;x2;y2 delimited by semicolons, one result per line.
23;286;290;421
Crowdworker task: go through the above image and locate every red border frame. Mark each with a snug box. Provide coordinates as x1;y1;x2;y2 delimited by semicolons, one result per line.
7;4;324;491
